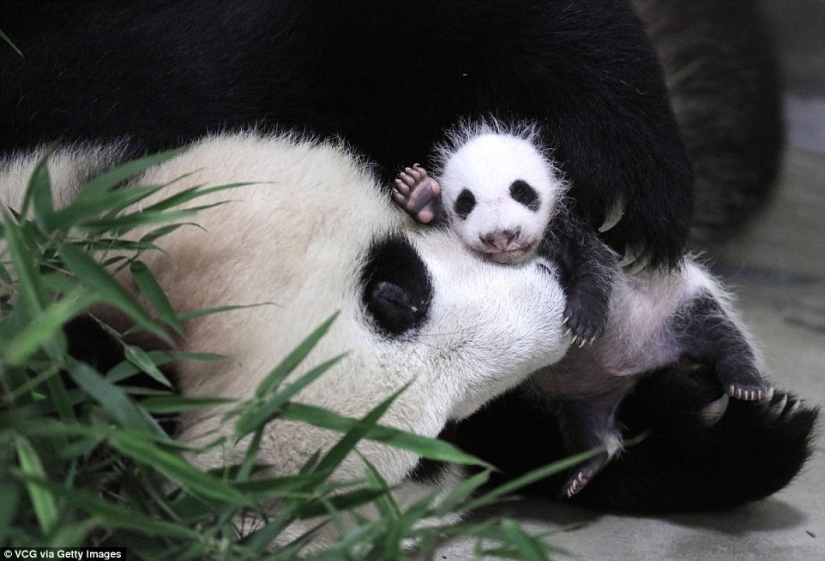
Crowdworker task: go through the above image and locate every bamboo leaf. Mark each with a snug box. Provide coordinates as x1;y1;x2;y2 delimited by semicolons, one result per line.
20;151;56;234
234;353;346;439
124;345;174;388
49;185;165;232
255;312;339;398
0;28;24;57
297;488;387;520
65;358;159;432
106;350;227;384
141;182;251;213
108;431;252;507
56;242;170;342
3;287;92;366
176;302;275;322
15;435;58;534
23;477;200;539
140;396;234;415
72;148;184;202
280;402;492;469
130;260;182;333
1;210;48;315
461;448;605;513
138;223;187;244
312;388;401;477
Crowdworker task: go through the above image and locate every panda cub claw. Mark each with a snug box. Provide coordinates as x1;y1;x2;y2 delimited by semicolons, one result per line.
564;452;610;497
393;165;441;224
563;299;606;346
721;365;773;402
728;383;774;402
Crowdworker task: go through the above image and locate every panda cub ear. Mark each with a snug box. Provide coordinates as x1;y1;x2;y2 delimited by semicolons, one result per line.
361;235;433;336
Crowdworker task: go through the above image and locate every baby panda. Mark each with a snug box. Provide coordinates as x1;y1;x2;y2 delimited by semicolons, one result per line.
394;120;617;345
393;122;773;497
530;259;773;497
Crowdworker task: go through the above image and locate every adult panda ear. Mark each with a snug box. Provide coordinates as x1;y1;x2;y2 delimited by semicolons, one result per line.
361;235;432;337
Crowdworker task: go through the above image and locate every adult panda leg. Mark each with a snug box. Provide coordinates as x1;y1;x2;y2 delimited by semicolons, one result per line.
454;366;818;512
634;0;784;239
0;0;695;271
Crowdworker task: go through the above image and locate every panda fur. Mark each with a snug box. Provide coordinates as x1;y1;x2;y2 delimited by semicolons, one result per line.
394;122;774;498
529;258;774;498
1;0;696;270
1;132;573;543
426;121;565;266
2;134;817;523
633;0;784;241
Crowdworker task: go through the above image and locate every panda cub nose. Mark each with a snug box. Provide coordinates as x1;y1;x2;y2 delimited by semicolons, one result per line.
481;228;520;251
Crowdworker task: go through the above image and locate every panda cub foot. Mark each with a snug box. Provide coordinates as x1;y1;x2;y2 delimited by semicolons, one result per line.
727;382;774;402
720;364;773;402
564;451;610;497
394;165;441;224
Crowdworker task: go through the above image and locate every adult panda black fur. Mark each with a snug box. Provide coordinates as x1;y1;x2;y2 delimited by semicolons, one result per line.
1;134;817;520
1;0;696;270
1;133;573;543
633;0;784;241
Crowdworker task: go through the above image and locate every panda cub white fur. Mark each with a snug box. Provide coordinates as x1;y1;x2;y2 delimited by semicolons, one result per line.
393;121;774;497
1;132;572;546
395;120;617;344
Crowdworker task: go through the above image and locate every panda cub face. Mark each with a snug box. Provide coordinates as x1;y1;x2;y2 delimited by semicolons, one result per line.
438;133;565;265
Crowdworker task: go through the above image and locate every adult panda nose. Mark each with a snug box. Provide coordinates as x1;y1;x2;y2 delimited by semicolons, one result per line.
481;229;520;251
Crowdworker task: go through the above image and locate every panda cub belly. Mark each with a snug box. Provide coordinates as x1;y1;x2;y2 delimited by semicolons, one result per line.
392;119;774;498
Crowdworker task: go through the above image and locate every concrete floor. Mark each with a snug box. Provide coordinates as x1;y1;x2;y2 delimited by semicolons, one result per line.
437;1;825;559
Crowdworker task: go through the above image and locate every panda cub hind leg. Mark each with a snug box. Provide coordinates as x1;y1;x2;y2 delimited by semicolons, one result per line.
557;381;637;497
394;164;442;224
676;291;773;402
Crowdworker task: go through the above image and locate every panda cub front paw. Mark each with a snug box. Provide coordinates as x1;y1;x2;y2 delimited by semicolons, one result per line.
394;165;441;224
563;297;606;347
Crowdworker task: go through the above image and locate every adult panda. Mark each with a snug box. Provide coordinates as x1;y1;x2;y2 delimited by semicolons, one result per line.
1;0;779;271
1;133;573;543
1;133;817;524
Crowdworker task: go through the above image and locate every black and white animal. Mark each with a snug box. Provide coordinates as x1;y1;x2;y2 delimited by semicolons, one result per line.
394;120;615;344
0;134;816;532
1;133;572;544
1;0;699;272
531;259;773;497
392;124;774;497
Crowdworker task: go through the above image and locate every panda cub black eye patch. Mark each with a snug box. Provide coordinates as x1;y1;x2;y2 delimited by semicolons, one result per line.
509;180;540;211
454;189;477;220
